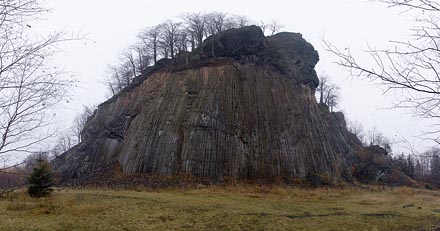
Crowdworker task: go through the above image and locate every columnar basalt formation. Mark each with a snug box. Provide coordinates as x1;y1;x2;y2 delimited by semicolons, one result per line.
53;26;364;183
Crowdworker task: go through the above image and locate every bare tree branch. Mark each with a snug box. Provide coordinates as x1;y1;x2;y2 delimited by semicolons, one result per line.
0;0;81;168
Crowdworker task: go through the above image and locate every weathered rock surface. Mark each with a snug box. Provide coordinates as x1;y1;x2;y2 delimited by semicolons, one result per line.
53;26;363;183
199;25;266;59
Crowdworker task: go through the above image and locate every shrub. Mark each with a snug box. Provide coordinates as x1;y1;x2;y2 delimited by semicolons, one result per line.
306;172;332;187
352;146;389;183
425;184;434;190
27;158;54;198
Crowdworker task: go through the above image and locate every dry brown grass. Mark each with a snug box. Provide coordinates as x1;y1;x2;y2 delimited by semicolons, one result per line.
0;186;439;230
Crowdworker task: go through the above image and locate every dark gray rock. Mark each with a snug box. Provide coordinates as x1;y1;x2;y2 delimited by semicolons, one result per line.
265;32;319;89
333;112;347;129
53;27;362;183
199;25;266;59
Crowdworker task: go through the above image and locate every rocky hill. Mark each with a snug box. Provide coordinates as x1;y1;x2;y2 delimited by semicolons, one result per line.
53;26;381;184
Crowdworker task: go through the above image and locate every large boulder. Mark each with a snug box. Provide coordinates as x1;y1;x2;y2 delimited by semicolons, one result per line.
266;32;319;89
199;25;266;59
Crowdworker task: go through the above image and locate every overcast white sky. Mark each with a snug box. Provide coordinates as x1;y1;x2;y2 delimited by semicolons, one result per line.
34;0;435;154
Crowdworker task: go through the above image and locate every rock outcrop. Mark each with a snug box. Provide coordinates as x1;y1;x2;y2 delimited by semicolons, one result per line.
53;26;363;183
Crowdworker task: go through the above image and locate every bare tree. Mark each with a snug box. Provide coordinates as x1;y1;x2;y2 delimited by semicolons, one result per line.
52;132;74;156
430;151;440;179
378;0;440;10
268;21;284;35
103;37;152;97
138;26;160;65
366;127;392;152
72;105;94;144
233;15;251;28
206;12;229;34
122;50;138;77
182;12;241;58
130;44;151;74
0;0;79;166
103;49;142;97
0;166;27;196
104;65;123;96
325;0;440;143
259;21;269;35
50;105;94;158
175;30;189;54
204;13;225;58
182;13;207;54
348;120;366;143
103;12;259;96
411;147;440;184
160;20;182;59
316;74;340;112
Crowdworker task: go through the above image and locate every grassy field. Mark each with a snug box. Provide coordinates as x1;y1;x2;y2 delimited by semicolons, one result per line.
1;186;440;231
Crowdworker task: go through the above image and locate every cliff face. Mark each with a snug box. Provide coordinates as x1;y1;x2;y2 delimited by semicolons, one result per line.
54;26;361;182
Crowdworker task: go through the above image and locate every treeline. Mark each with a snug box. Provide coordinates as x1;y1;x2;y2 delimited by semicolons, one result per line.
398;149;440;187
347;120;440;187
373;149;440;188
0;168;27;192
104;12;283;96
0;153;50;195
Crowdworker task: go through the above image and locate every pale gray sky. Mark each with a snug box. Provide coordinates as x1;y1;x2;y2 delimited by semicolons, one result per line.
34;0;434;153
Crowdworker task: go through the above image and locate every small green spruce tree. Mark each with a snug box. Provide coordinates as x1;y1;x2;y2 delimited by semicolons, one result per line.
27;157;54;198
